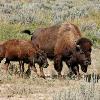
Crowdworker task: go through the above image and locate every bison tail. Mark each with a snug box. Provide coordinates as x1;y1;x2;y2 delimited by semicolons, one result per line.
21;30;32;35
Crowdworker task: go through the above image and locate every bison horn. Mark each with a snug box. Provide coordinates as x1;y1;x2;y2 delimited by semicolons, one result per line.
76;45;81;51
76;45;80;48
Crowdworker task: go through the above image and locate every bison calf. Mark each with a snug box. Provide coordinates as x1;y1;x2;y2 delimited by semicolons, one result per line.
0;39;48;78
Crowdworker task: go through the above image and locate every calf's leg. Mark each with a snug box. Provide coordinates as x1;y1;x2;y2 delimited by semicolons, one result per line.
19;61;24;77
39;66;45;79
25;64;31;77
4;59;10;73
26;63;39;77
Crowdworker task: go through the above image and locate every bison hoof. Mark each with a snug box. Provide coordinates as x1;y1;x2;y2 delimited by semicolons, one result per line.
58;74;63;79
67;72;74;78
76;74;81;80
40;75;45;79
25;69;31;77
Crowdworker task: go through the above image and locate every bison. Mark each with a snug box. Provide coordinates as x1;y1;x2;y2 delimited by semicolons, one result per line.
22;22;92;77
0;39;48;78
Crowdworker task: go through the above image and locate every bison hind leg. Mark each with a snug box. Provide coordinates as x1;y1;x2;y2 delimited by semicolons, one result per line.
25;68;31;78
54;55;63;78
25;64;32;78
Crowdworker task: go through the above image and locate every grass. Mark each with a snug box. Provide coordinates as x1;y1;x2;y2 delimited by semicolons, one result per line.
53;81;100;100
0;22;48;41
0;68;100;100
0;22;100;48
0;0;100;46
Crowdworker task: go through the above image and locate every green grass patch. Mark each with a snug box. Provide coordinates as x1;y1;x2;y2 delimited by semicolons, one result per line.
0;22;47;41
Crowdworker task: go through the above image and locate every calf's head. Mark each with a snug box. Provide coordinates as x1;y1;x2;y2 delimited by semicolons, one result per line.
34;50;49;68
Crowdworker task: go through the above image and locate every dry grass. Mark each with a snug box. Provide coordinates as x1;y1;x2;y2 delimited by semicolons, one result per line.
0;48;100;100
0;0;100;99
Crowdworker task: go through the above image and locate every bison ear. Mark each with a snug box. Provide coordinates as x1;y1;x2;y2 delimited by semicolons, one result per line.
76;38;83;45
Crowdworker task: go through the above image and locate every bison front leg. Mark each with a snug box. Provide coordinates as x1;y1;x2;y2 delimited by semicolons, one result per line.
25;64;31;77
54;55;63;78
76;66;81;79
22;61;24;74
71;65;80;79
32;66;39;77
26;62;39;77
65;61;73;77
39;67;45;79
19;61;22;77
19;61;24;78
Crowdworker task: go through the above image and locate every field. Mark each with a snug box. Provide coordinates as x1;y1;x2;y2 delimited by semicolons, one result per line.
0;48;100;100
0;0;100;100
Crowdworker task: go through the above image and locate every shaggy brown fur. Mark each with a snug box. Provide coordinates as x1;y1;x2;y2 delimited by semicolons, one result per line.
0;39;48;78
22;22;92;77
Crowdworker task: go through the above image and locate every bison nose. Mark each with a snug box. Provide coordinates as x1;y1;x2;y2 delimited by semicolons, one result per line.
88;61;91;65
84;60;91;66
83;68;87;73
87;58;91;65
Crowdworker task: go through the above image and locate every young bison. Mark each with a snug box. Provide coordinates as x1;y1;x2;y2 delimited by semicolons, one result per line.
0;39;48;78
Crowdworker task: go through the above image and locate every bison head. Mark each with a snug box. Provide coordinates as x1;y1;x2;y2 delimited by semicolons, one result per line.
76;37;92;73
34;50;49;68
67;47;89;74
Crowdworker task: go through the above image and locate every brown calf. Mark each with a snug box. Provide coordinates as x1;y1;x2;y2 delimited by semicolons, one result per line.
0;39;48;78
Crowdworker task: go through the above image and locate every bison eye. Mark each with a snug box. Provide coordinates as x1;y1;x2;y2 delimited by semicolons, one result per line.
89;48;92;52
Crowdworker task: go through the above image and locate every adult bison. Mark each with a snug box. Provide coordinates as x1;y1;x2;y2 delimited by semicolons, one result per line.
0;39;48;78
22;22;92;77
